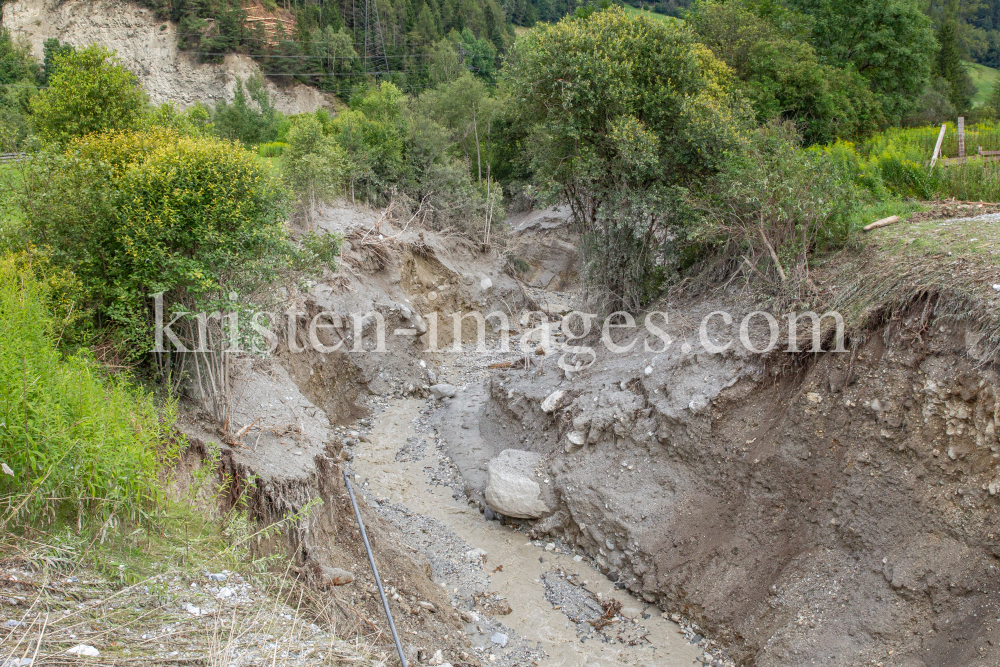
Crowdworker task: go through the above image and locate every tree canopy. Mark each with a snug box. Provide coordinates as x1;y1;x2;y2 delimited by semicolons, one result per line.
30;45;147;143
788;0;936;124
501;6;747;308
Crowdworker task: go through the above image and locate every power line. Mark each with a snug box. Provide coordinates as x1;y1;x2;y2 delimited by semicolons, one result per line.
169;32;447;47
175;51;440;59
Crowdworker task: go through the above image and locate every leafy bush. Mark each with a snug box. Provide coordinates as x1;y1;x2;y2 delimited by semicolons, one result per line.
0;28;41;86
30;45;147;144
213;75;284;147
0;254;177;528
787;0;935;125
689;0;881;144
19;130;290;354
406;73;504;239
144;101;214;136
325;83;407;203
0;28;42;149
693;122;866;286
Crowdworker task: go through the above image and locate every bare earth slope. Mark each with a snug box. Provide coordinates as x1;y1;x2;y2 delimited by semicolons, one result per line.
436;213;1000;666
1;0;328;112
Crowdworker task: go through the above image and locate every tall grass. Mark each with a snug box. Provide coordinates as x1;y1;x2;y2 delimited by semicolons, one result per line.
825;122;1000;202
258;141;288;158
0;254;178;529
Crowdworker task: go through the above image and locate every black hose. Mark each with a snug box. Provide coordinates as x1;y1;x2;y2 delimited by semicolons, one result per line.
343;470;409;667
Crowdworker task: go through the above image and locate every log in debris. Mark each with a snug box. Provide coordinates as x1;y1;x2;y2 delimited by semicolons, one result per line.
863;215;900;232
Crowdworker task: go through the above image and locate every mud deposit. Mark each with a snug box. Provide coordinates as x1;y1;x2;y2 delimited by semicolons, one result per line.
346;396;710;666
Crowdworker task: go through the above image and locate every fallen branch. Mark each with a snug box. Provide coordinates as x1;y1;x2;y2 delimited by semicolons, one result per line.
759;221;786;282
863;215;900;232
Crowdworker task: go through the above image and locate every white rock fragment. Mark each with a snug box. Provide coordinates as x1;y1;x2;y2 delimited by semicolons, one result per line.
541;389;567;413
689;395;709;413
565;430;586;453
183;603;205;616
66;644;100;657
465;548;488;563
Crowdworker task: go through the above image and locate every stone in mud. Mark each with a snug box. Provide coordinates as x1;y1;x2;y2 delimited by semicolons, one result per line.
689;394;710;413
531;510;567;537
317;566;354;587
465;548;488;563
541;389;568;412
490;632;509;647
565;430;586;452
485;449;551;519
430;384;458;399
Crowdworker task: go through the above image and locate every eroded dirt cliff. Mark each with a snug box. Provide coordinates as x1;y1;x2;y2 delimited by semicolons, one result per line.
470;303;1000;667
1;0;328;112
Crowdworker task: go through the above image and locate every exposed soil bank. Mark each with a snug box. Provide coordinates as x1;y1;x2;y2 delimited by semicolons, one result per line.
472;302;1000;667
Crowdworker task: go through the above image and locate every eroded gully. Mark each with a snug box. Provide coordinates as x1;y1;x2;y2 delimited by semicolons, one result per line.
349;396;702;667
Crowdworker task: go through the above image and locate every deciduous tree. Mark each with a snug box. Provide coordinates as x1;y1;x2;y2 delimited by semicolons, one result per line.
30;45;146;143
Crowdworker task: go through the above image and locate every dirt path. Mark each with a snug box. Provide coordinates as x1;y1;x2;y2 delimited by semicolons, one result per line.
349;397;702;667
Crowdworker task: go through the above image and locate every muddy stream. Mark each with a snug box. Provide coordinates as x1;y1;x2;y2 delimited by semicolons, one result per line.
349;397;702;667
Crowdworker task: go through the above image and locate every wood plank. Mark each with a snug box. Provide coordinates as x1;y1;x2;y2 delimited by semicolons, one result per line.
958;116;965;158
930;123;947;167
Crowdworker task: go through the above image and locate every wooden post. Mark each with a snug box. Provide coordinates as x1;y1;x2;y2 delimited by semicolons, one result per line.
958;116;965;159
930;123;947;168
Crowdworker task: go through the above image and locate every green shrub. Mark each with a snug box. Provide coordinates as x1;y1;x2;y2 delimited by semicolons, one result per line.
282;115;346;228
689;0;881;145
20;130;291;355
30;45;147;144
0;253;177;528
259;141;288;157
144;101;213;136
694;122;867;285
327;83;406;203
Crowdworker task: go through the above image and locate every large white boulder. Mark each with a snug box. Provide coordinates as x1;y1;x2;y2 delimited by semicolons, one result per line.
485;449;551;519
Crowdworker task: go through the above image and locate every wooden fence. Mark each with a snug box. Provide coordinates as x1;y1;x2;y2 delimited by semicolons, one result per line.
929;117;1000;166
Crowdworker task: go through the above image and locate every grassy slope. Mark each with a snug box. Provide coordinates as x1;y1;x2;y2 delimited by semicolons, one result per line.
966;60;1000;107
619;3;678;23
828;211;1000;361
